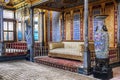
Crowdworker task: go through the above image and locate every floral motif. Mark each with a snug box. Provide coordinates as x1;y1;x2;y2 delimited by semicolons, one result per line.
94;30;109;58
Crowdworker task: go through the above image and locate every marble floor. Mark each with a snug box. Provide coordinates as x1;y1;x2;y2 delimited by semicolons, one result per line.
0;60;119;80
111;67;120;80
0;60;97;80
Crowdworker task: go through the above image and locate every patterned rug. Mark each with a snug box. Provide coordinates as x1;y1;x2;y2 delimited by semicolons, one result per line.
35;56;83;73
0;60;97;80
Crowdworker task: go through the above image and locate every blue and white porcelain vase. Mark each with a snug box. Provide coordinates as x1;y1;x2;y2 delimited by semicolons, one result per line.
94;15;109;59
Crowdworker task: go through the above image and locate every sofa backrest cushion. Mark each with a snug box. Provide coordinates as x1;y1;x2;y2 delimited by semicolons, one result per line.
62;41;94;52
62;42;84;49
49;42;64;50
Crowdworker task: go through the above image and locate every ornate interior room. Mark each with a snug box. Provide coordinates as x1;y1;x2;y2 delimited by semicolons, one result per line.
0;0;120;80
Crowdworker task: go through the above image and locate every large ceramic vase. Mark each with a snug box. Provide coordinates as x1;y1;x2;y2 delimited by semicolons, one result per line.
93;15;113;79
94;15;109;59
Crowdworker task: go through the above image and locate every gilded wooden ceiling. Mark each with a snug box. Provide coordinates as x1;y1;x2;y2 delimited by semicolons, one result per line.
34;0;100;11
0;0;36;9
33;0;118;11
0;0;118;10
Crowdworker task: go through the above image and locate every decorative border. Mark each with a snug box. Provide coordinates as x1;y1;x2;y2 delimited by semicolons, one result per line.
114;5;118;48
64;13;66;40
50;11;52;41
71;11;73;40
80;9;84;41
89;14;93;40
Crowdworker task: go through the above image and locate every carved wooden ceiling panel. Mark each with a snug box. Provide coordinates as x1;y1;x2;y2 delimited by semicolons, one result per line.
1;0;117;10
35;0;100;11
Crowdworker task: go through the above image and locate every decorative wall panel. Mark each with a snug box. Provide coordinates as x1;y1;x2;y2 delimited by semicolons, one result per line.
114;6;118;47
47;11;50;42
105;5;115;47
50;11;52;41
65;13;71;40
52;11;61;42
73;13;80;40
89;8;93;41
81;12;84;41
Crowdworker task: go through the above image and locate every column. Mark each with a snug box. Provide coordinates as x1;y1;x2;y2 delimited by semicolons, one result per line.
61;12;64;40
30;7;34;62
83;0;91;75
38;11;41;42
70;10;73;40
0;6;4;56
118;3;120;62
40;12;45;46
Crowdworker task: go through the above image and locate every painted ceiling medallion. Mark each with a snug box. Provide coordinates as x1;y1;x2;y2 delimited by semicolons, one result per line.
4;0;10;4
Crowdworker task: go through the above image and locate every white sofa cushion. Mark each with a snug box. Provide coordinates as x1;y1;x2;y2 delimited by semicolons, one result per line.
49;48;83;56
62;42;84;49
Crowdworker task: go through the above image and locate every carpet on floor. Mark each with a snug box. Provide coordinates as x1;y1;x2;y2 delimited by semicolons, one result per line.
35;56;83;73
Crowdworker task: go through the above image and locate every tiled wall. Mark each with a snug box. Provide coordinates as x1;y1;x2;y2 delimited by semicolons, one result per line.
52;11;61;42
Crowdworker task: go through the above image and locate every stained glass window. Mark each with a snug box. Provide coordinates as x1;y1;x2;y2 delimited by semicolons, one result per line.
73;13;80;40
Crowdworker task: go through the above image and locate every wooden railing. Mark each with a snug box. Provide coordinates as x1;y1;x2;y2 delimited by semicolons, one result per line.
4;42;48;57
34;44;48;57
4;42;27;56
